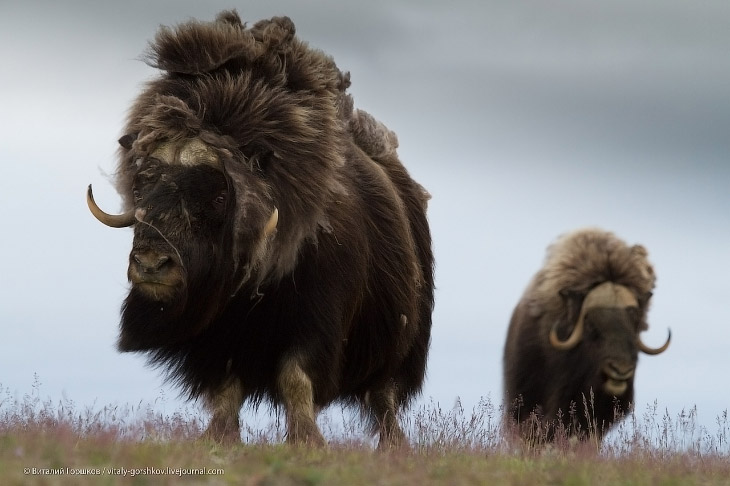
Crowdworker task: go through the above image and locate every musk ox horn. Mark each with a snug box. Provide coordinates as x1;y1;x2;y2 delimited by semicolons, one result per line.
638;329;671;355
86;185;136;228
549;317;584;351
263;207;279;238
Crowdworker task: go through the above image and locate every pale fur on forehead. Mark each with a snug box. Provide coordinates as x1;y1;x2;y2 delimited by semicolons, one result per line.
581;281;639;311
525;228;656;322
149;138;222;169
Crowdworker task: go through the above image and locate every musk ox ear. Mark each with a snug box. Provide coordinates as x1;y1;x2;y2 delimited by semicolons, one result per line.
636;290;653;330
639;291;653;303
558;288;584;302
118;133;138;150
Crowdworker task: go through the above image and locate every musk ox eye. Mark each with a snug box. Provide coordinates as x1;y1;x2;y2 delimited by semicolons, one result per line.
639;291;653;306
250;150;273;174
133;188;142;202
626;306;641;328
213;190;227;207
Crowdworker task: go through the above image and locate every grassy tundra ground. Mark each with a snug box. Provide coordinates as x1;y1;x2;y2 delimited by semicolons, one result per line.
1;379;728;485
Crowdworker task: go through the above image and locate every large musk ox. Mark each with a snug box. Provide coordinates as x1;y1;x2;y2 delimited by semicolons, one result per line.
86;11;434;448
503;229;670;441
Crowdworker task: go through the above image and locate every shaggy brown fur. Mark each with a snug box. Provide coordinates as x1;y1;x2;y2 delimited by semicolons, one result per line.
95;10;434;448
524;228;655;331
503;228;666;441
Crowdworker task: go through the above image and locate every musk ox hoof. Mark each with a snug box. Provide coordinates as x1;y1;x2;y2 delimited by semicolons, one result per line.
376;428;410;452
285;423;327;448
202;418;241;445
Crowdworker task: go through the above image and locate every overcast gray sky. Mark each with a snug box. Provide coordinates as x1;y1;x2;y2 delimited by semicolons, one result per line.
1;0;728;436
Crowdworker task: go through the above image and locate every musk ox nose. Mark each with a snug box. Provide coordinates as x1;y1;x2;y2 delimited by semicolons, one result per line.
605;361;636;381
128;248;183;297
602;360;636;396
132;251;172;274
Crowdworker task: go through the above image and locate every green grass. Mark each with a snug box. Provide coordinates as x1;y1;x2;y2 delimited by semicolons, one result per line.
1;377;728;485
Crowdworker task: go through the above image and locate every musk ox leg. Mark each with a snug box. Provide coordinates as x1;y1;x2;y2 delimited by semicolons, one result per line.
368;384;408;450
203;378;244;444
278;358;326;447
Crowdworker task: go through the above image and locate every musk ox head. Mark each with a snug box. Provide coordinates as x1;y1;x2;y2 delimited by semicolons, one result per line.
549;281;670;398
88;136;280;350
87;11;351;350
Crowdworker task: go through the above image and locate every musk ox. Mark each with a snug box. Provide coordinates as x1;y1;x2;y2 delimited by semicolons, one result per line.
503;229;670;441
86;10;434;448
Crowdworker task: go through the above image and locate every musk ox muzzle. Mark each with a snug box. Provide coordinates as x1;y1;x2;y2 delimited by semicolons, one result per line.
127;248;184;302
602;360;635;396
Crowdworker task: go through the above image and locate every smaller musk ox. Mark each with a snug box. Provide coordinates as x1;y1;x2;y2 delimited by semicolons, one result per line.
503;229;670;441
87;11;434;448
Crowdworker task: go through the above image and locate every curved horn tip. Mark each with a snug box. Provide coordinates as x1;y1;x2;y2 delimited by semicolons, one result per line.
86;184;136;228
86;184;98;208
639;328;671;355
264;206;279;237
